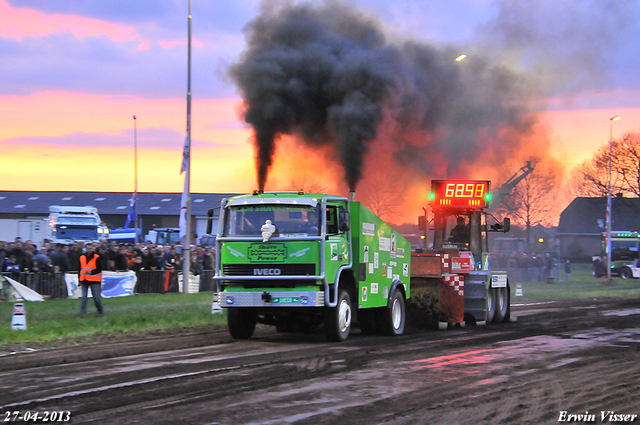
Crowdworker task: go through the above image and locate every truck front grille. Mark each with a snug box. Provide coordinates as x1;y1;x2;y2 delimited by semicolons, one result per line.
223;263;316;276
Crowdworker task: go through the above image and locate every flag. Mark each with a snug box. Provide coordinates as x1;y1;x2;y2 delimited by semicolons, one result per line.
124;193;136;228
179;173;188;239
181;135;190;174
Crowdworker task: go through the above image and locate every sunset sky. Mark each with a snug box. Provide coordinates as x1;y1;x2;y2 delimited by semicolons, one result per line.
1;0;639;224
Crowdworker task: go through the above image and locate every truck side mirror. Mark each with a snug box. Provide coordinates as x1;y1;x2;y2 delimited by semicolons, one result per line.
339;211;351;232
503;218;510;233
418;216;426;231
206;208;214;234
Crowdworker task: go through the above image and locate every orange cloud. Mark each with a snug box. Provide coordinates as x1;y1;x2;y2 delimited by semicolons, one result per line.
542;108;640;167
0;93;255;192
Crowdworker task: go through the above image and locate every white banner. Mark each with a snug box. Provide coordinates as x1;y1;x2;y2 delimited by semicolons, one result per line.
178;273;200;294
65;271;137;298
4;276;44;302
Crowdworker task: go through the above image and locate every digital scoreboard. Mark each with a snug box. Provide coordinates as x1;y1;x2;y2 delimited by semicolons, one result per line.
430;180;491;208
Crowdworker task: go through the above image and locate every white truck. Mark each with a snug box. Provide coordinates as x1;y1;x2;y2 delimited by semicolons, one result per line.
145;228;181;246
47;205;109;245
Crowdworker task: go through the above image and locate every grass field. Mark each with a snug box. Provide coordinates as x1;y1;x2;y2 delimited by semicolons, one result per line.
509;263;640;303
2;263;639;348
0;292;227;348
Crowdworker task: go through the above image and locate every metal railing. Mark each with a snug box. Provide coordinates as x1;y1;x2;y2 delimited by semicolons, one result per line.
1;269;217;299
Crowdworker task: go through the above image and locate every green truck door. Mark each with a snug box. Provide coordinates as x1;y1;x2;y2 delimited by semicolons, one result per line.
324;203;349;285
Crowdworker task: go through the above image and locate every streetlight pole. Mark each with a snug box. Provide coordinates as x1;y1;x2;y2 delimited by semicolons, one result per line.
606;115;621;281
133;115;139;243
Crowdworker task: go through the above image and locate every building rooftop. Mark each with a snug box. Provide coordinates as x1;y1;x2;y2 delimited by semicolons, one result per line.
557;196;640;235
0;191;237;216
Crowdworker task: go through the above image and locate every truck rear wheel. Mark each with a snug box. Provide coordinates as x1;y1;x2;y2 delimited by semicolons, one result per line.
493;286;509;323
486;287;496;323
228;308;257;339
621;267;632;279
324;289;352;342
378;290;405;336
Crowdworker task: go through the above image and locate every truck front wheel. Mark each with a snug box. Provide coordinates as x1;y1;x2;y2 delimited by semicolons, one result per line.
325;289;352;342
228;308;257;339
378;289;405;336
621;267;632;279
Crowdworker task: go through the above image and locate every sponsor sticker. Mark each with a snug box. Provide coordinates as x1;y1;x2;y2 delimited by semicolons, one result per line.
362;286;368;302
379;236;391;252
248;243;286;262
371;282;379;294
363;245;370;263
363;222;375;236
272;296;300;304
491;274;508;288
330;243;338;261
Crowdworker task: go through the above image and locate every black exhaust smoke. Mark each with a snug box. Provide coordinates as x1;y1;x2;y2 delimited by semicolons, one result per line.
231;1;397;191
231;0;624;193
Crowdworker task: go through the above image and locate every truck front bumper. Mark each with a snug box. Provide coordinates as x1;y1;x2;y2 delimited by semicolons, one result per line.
221;291;325;308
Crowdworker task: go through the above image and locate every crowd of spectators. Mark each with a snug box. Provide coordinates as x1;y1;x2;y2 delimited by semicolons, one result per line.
488;251;560;282
0;237;216;277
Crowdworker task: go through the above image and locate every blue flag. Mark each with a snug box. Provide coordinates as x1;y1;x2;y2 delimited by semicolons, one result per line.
124;193;136;228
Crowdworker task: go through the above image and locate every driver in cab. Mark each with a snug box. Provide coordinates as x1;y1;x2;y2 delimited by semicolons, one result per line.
303;210;319;235
448;216;469;243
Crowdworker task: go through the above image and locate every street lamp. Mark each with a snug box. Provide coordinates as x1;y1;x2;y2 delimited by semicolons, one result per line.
606;115;621;281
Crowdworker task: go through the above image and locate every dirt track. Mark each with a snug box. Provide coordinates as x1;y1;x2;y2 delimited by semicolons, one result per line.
2;297;640;424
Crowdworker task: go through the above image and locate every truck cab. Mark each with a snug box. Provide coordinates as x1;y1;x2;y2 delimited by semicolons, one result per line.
47;205;108;245
212;191;410;341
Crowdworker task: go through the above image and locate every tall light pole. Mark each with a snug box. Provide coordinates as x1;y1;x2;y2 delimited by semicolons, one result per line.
182;0;193;294
606;115;621;281
133;115;139;243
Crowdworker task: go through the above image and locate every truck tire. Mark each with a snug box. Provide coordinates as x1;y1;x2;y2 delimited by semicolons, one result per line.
228;308;257;339
324;289;352;342
378;290;405;336
493;286;509;323
486;287;496;323
621;267;632;279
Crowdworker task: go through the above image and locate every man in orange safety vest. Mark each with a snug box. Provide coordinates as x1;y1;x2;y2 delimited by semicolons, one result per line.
78;243;104;315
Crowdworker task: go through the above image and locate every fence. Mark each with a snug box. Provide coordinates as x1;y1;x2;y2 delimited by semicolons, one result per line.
1;269;217;299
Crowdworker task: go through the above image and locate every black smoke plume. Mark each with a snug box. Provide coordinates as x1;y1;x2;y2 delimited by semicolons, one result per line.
231;0;628;192
231;1;398;191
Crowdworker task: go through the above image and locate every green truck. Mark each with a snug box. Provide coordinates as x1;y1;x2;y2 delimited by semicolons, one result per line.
210;191;411;342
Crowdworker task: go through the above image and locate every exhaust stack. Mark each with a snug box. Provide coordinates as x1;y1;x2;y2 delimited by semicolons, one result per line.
349;191;355;202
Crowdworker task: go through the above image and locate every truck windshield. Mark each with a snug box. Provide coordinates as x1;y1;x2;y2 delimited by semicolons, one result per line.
158;232;181;245
57;217;97;224
224;205;320;237
53;225;98;241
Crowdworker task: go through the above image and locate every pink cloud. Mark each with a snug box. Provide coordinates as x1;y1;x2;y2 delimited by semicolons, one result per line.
0;0;144;45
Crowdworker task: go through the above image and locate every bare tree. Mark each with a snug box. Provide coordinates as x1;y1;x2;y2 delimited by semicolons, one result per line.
499;164;561;249
567;130;640;198
356;168;410;223
289;174;329;194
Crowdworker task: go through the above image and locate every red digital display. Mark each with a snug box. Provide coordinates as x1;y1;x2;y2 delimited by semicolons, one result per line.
430;180;491;208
